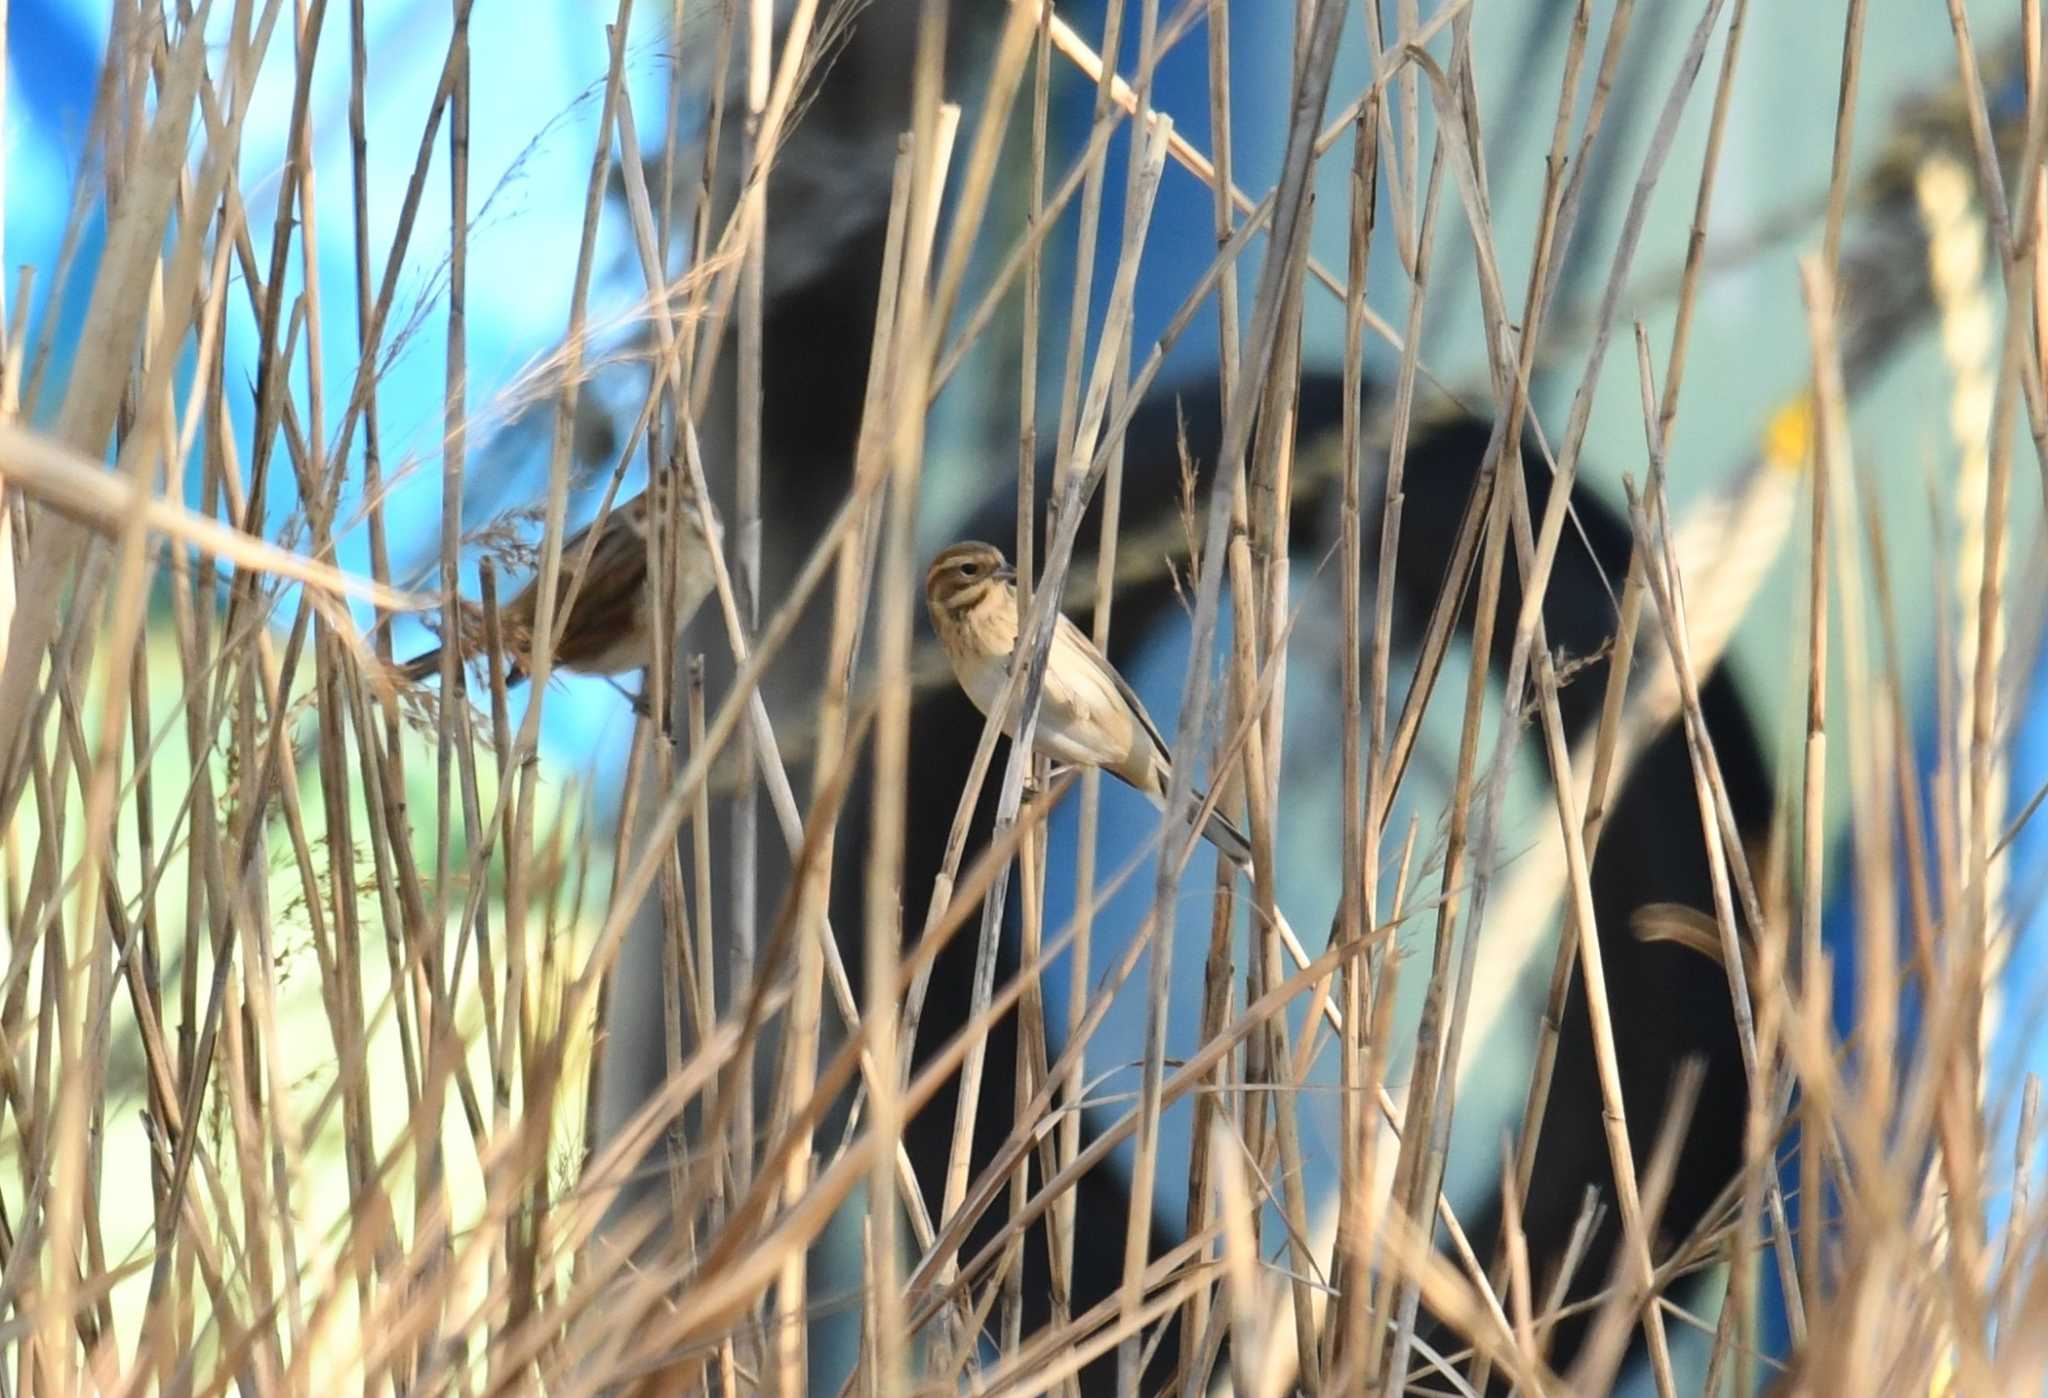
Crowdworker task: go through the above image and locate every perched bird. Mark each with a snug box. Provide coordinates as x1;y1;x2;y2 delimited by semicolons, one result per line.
400;475;721;688
924;540;1252;866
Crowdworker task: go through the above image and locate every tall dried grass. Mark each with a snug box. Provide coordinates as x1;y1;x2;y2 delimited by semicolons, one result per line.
0;0;2044;1394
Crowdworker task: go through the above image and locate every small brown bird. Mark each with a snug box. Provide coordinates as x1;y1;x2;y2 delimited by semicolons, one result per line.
400;475;721;688
925;540;1252;866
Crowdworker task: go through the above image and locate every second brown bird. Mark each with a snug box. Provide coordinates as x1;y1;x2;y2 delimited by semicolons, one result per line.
401;475;721;687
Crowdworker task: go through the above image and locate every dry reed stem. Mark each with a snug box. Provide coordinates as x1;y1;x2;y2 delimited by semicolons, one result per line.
9;3;2048;1395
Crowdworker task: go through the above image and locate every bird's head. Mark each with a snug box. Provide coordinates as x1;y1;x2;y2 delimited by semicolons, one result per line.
924;541;1014;617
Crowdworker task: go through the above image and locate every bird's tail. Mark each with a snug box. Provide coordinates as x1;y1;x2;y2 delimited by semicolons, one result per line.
398;647;444;683
396;647;530;689
1144;783;1251;867
1121;754;1255;869
1194;795;1253;867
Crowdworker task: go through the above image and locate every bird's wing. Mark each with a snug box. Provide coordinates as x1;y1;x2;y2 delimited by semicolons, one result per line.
502;505;604;619
564;508;647;621
1049;612;1172;764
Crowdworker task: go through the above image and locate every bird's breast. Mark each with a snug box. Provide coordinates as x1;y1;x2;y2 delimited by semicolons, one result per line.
951;646;1012;718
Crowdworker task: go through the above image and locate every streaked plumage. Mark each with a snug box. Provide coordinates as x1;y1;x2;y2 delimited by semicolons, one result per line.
400;475;721;686
924;540;1251;866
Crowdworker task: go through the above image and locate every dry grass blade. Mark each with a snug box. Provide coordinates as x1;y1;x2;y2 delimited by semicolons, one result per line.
11;2;2048;1395
0;423;420;613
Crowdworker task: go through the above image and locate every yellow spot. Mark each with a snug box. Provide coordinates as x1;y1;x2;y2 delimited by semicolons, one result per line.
1763;394;1815;471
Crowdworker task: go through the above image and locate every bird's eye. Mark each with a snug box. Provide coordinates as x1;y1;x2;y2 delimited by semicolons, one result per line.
959;561;979;577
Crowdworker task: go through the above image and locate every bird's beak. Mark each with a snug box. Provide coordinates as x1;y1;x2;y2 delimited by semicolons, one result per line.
994;564;1017;584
